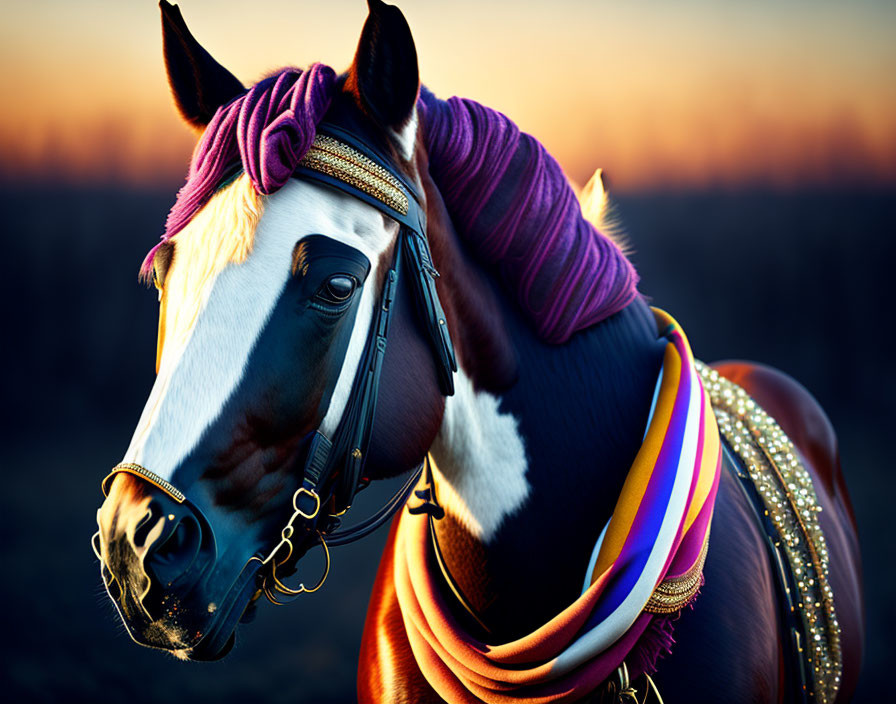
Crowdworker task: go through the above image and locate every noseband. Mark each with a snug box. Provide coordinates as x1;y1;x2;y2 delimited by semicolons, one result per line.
99;124;457;606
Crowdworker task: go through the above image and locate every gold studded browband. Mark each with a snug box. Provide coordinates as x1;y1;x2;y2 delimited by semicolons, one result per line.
297;134;410;216
103;463;185;503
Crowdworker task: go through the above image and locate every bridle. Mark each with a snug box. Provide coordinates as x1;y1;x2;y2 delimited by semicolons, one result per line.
97;123;457;608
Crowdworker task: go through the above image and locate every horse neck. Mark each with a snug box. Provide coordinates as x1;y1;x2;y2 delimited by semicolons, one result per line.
422;169;667;640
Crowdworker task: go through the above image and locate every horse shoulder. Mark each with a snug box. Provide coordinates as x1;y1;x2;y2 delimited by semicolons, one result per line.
358;521;445;704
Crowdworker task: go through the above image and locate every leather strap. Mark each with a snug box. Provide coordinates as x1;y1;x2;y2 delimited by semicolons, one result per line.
274;124;457;553
722;444;811;703
326;463;425;546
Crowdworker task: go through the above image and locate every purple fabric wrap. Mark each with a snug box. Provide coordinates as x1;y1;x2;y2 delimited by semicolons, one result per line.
142;64;336;275
419;88;638;343
145;67;638;343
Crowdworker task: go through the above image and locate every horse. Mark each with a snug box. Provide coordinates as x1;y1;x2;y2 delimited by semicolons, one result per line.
93;2;864;702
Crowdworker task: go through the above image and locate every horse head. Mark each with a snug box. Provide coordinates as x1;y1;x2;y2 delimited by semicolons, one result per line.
94;0;457;660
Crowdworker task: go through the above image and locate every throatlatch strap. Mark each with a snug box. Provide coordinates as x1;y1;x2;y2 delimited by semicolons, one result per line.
405;232;456;395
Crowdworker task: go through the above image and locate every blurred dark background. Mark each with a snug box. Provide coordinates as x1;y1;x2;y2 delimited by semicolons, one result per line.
1;184;892;702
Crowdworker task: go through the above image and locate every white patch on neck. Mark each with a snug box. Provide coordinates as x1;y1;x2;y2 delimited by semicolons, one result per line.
429;369;530;543
389;107;418;162
122;179;395;480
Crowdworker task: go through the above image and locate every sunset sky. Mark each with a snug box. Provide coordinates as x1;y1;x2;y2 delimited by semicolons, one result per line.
1;0;894;191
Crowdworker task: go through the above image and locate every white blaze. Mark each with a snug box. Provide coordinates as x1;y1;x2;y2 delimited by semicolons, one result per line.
122;179;396;480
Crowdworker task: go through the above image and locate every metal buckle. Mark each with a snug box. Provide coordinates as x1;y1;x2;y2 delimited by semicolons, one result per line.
262;532;331;605
293;487;320;520
253;483;329;605
261;486;321;568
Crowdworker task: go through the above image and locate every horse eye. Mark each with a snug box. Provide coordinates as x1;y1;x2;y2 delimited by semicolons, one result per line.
318;275;356;303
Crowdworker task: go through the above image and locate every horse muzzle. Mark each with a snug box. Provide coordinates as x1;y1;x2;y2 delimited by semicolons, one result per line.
95;476;265;659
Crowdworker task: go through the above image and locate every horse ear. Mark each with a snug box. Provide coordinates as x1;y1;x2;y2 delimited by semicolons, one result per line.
347;0;419;131
160;1;244;129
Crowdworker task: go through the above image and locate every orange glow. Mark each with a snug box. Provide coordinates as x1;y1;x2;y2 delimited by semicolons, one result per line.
1;0;894;191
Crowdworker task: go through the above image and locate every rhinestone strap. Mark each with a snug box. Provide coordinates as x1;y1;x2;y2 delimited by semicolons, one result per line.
102;463;186;504
697;361;841;704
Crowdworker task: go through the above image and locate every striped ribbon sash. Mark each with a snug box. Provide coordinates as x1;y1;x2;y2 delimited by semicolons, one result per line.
391;309;722;703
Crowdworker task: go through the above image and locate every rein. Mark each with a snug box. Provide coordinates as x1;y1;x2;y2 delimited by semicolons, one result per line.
100;124;457;606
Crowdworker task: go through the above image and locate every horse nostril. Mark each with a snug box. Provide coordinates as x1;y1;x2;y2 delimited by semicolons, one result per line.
132;510;157;549
132;496;171;549
147;516;201;586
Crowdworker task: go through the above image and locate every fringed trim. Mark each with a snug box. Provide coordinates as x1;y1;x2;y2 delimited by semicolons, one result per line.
627;583;703;679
